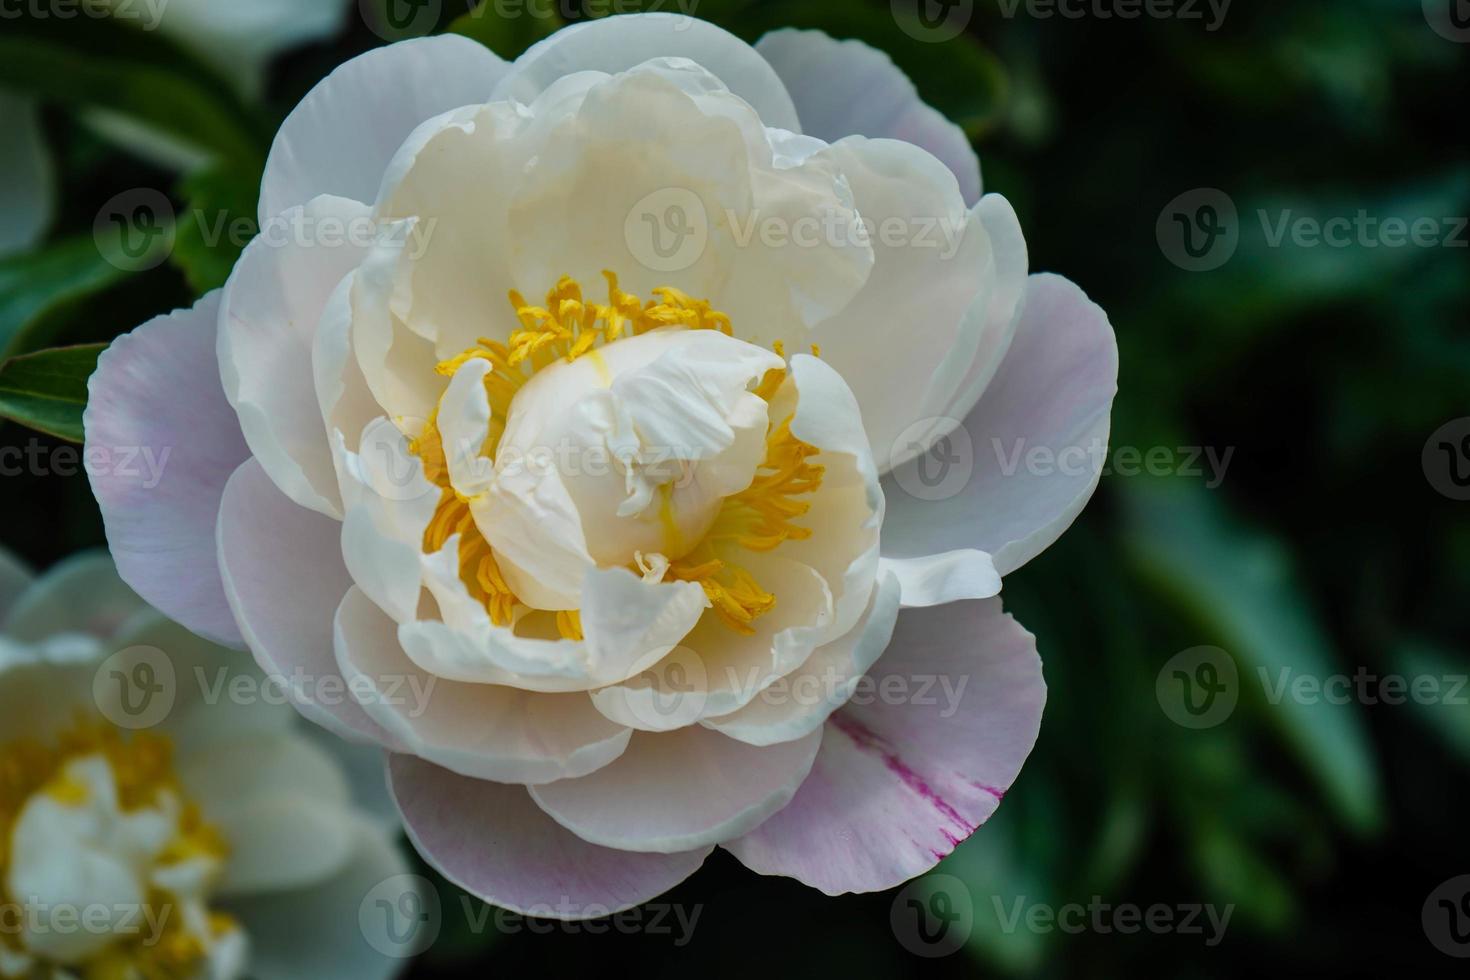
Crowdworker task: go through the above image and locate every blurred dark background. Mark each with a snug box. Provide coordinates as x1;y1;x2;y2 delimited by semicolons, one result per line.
1;0;1466;976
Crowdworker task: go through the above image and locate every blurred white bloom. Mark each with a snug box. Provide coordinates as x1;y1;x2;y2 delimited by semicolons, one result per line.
0;551;409;980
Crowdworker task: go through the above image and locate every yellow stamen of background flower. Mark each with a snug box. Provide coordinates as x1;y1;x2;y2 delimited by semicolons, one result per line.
0;717;233;978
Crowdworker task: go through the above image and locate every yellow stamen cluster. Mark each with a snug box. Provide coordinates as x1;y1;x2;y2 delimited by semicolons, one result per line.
0;717;233;979
408;273;823;640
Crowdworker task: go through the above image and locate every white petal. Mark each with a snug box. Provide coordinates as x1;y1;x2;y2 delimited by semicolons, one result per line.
219;195;374;518
259;34;511;225
497;13;801;132
880;550;1000;608
756;29;980;204
335;585;631;784
881;274;1118;576
2;551;146;643
529;725;822;853
703;570;901;746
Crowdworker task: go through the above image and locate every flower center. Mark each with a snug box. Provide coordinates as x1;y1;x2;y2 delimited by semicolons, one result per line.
0;717;234;978
409;273;824;639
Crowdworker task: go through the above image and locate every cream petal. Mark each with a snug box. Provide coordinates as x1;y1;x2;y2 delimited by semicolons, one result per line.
756;29;981;205
725;598;1045;894
528;725;822;854
881;274;1118;577
879;550;1000;608
703;570;901;747
258;34;510;224
217;457;398;748
390;755;711;918
335;586;631;784
0;548;33;622
218;195;374;518
85;293;251;648
496;12;801;132
437;358;496;498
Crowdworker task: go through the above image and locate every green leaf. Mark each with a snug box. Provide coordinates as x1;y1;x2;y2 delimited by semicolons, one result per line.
0;14;267;165
0;239;130;357
1121;479;1384;835
1392;641;1470;766
448;0;563;60
171;163;264;294
0;344;106;443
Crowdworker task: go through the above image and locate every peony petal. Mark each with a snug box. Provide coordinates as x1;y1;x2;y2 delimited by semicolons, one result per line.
218;195;375;518
217;457;397;749
0;548;34;622
390;754;710;918
223;816;410;980
725;598;1045;894
258;34;510;225
0;93;53;255
529;725;821;854
497;12;800;133
335;586;631;784
0;634;102;745
85;292;250;648
2;551;147;643
703;570;901;747
880;273;1117;576
152;0;351;97
880;550;1000;608
756;30;980;205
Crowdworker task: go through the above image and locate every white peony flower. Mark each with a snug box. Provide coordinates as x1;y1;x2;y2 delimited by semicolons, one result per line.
85;14;1118;913
0;551;412;979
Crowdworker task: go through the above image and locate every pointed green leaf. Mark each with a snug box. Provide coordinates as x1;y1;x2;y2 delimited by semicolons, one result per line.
0;344;106;443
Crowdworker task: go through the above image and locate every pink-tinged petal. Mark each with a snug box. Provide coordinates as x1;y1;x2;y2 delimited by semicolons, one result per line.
881;273;1118;576
335;586;631;784
258;35;510;225
218;195;375;518
84;292;249;648
529;726;821;854
725;597;1045;894
497;13;800;133
756;29;980;205
390;755;710;919
216;457;396;749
